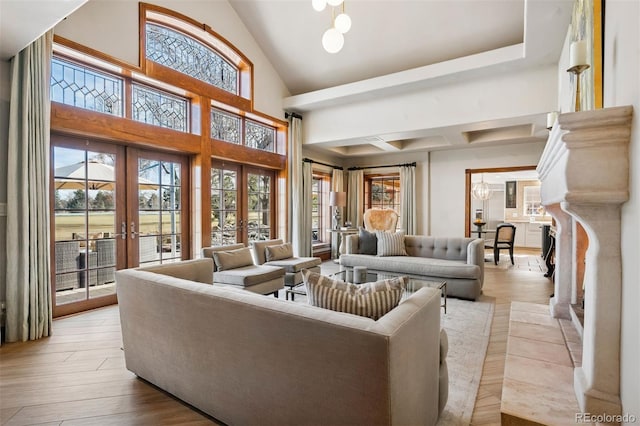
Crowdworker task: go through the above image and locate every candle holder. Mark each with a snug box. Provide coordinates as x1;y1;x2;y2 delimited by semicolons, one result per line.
567;64;590;112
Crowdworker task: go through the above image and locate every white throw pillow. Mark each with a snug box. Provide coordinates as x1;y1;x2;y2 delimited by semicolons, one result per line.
375;231;407;256
303;270;406;320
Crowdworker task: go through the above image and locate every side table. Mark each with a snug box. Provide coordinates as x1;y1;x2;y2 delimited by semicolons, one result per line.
326;228;358;259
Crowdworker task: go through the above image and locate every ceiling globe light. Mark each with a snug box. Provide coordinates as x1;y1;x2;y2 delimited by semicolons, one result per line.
312;0;327;12
472;175;492;201
334;13;351;33
322;27;344;53
327;0;343;6
472;182;492;200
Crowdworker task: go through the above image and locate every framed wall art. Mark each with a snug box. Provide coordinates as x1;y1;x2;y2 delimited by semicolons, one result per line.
505;181;517;209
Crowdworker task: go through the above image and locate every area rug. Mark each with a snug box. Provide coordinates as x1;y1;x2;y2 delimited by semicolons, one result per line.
437;294;495;425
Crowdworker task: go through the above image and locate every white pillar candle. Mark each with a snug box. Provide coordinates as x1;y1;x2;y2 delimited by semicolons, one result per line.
570;40;588;68
547;111;558;129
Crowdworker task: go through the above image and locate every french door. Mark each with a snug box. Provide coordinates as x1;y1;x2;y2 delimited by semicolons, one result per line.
51;135;189;316
210;160;275;246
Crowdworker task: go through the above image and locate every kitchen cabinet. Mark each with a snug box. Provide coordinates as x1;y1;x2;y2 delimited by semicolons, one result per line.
513;223;526;247
525;223;543;249
511;221;547;248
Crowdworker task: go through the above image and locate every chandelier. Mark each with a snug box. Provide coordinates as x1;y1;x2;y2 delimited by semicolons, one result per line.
312;0;352;53
472;175;492;201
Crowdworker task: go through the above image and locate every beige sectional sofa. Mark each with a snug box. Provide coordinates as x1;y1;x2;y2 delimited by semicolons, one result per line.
342;234;485;300
116;258;447;426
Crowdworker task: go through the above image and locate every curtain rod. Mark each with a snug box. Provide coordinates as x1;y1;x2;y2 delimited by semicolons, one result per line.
303;158;343;170
285;112;302;120
347;162;416;171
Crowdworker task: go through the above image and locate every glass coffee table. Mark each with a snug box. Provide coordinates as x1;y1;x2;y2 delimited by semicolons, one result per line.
328;269;447;314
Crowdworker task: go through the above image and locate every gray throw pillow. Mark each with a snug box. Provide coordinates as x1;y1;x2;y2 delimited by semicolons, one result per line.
358;227;377;255
302;270;406;320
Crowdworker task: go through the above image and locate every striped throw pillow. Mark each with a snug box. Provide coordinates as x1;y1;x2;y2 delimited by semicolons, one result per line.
303;270;407;320
375;231;407;256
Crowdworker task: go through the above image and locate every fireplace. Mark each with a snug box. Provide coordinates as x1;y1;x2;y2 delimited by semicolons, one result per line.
536;106;633;417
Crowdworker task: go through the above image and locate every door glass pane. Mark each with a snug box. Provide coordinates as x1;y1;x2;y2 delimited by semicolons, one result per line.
247;172;271;242
53;147;117;305
138;157;182;265
211;167;238;245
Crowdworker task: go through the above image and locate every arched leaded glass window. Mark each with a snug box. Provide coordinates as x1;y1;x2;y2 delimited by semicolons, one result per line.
145;23;238;95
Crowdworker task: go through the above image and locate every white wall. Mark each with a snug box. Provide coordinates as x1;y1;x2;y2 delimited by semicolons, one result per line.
302;65;558;146
430;142;545;237
557;28;574;114
334;150;430;235
313;143;545;238
604;0;640;421
54;0;290;119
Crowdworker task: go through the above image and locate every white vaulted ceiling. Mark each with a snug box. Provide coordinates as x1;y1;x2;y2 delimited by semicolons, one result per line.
0;0;88;60
229;0;573;157
228;0;527;96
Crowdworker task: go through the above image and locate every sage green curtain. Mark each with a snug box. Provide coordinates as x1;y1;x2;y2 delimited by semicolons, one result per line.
5;31;54;342
400;165;417;235
347;170;364;229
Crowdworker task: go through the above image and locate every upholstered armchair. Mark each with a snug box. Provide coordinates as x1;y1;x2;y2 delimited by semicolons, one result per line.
363;208;399;232
202;243;285;296
251;239;321;299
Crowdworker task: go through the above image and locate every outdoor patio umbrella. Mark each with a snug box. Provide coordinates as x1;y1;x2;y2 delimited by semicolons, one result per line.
55;160;156;190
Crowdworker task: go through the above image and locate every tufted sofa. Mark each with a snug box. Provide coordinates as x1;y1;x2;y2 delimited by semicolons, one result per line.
116;258;447;425
342;234;484;300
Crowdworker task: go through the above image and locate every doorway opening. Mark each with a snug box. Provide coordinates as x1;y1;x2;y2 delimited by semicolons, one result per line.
464;166;551;252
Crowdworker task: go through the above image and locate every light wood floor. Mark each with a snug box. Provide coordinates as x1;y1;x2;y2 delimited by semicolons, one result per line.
0;249;552;425
470;249;554;425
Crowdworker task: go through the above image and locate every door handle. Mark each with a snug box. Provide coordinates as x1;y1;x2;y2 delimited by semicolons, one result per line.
114;221;127;239
130;222;139;239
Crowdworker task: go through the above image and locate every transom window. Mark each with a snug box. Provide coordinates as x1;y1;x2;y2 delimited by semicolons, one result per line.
210;108;277;153
245;120;276;153
132;84;189;132
145;23;238;95
51;57;123;116
211;109;241;144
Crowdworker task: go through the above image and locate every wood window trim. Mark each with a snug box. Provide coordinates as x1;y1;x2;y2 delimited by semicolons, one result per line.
140;2;254;106
207;160;277;246
365;173;400;210
464;166;538;238
311;172;330;245
51;5;289;256
50;135;192;317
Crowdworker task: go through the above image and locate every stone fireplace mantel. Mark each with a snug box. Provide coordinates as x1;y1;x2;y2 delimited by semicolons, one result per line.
536;105;633;416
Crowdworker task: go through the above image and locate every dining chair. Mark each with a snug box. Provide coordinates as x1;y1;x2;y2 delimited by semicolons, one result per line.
484;223;516;265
